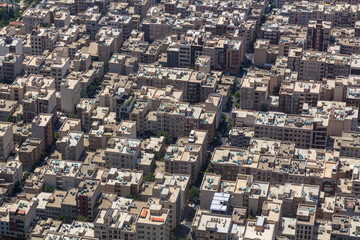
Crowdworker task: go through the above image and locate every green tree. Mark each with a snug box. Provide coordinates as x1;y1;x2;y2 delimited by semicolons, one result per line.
54;131;60;140
6;114;13;123
144;173;155;182
57;215;71;224
81;92;89;98
23;171;31;181
69;111;76;118
127;194;140;200
77;215;87;221
233;90;240;99
227;118;233;133
189;186;199;203
156;131;173;145
17;113;23;121
44;185;55;193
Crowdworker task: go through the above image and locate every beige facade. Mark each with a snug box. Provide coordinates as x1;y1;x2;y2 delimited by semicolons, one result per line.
0;122;14;161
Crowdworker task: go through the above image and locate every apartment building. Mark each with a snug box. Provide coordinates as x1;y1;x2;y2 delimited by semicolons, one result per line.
136;204;170;240
129;100;150;135
96;27;123;55
191;210;234;240
30;28;59;55
47;51;71;91
229;127;254;147
0;160;22;193
31;113;54;147
199;173;221;209
72;52;91;72
305;101;358;137
164;144;201;184
134;85;183;111
330;215;360;239
141;16;175;42
87;125;107;151
104;137;141;169
109;53;139;75
76;98;97;131
76;180;101;221
94;208;136;240
60;79;81;113
352;165;360;196
56;131;84;161
243;217;276;240
43;159;83;190
153;172;190;217
23;89;56;123
279;81;321;114
268;183;320;218
306;20;331;52
100;14;133;42
117;120;137;139
176;129;208;166
8;199;37;239
0;122;14;161
299;51;326;81
1;53;24;82
338;131;360;158
240;73;270;111
195;55;211;73
146;101;216;141
0;99;17;122
157;186;181;229
18;138;44;168
102;168;143;197
253;112;327;148
0;36;22;56
295;204;316;240
22;8;51;33
11;75;55;104
83;7;102;38
58;118;82;138
53;10;70;28
121;40;149;63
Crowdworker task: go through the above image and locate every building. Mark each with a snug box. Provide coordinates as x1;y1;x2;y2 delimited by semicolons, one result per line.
23;89;56;123
136;204;170;240
22;8;51;33
56;131;84;161
0;122;13;161
164;144;201;184
60;79;81;113
43;159;83;190
306;20;331;52
243;217;276;240
18;138;44;169
295;204;316;240
8;199;38;239
191;210;234;239
30;28;59;55
76;99;96;131
1;53;24;82
31;113;54;148
103;168;143;197
58;118;82;138
0;99;18;121
105;138;141;169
